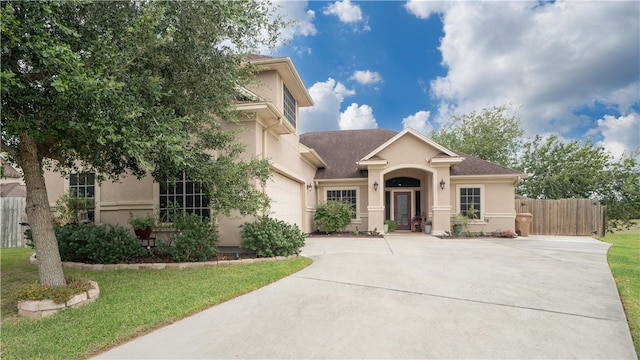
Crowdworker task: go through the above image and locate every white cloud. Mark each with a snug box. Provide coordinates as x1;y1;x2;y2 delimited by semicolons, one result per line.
339;103;378;130
596;113;640;158
266;1;316;53
350;70;383;85
299;78;355;133
324;0;362;23
323;0;370;31
402;111;433;135
404;1;451;19
407;1;639;154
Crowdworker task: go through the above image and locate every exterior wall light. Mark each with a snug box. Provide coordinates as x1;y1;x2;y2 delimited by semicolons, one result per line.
373;181;379;191
306;183;313;191
440;179;446;190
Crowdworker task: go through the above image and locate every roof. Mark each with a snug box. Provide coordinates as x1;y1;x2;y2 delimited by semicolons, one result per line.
450;151;523;176
246;54;314;107
1;183;26;197
2;164;21;178
300;129;397;179
299;128;524;179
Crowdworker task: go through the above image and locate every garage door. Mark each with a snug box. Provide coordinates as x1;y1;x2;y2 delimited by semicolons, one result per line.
266;173;302;227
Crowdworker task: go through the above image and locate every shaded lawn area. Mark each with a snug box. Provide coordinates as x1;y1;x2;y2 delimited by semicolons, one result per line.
1;248;311;359
599;225;640;356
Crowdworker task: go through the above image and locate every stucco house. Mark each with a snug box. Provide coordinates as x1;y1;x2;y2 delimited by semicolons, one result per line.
43;55;526;245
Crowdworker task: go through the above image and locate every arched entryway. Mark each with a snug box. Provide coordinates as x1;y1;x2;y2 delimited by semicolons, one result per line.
384;175;428;231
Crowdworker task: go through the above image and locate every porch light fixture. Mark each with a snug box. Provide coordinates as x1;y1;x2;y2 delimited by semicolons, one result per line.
439;178;446;190
373;181;379;191
306;183;313;191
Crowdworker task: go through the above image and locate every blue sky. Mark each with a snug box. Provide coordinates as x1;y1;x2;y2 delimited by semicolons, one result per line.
266;0;639;158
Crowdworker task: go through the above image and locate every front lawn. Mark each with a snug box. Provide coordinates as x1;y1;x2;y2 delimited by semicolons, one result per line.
600;225;640;355
1;248;311;359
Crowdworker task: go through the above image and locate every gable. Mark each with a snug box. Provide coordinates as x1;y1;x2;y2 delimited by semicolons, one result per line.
374;132;447;167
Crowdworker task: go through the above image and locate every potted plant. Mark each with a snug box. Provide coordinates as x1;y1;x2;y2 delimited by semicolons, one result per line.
451;213;469;236
384;219;396;233
424;220;433;234
128;214;155;238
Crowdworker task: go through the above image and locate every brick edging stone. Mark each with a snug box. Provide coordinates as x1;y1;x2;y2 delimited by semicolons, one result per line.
17;281;99;318
29;253;299;270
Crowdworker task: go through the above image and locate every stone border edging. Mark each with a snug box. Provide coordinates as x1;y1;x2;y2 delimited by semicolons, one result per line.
29;253;299;270
17;281;99;318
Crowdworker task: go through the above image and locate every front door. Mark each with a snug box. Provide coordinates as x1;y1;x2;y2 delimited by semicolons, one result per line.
394;192;411;230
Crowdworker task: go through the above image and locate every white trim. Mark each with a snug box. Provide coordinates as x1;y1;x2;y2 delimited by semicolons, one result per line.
456;183;485;220
361;128;458;161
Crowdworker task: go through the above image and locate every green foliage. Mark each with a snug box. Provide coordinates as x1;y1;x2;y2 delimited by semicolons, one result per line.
517;136;640;230
54;190;94;225
56;223;145;264
12;275;92;304
384;219;397;232
127;214;155;230
430;105;524;167
314;201;354;233
160;212;219;262
240;216;306;257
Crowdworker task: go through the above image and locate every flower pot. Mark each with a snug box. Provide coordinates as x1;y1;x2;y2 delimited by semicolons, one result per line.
425;224;432;234
134;226;152;239
384;224;389;233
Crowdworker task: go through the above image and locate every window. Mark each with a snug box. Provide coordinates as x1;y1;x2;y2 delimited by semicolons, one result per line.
69;173;95;221
159;173;210;220
283;84;296;129
460;187;481;219
327;189;357;218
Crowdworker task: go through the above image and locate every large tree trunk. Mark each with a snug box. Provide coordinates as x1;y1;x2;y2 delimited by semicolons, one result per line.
19;134;66;287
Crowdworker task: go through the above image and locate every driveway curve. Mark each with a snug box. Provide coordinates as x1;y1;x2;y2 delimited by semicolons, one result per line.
95;235;636;359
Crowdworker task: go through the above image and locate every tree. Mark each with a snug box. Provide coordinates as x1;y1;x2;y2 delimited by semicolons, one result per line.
516;135;639;231
430;105;524;167
599;149;640;231
1;1;283;286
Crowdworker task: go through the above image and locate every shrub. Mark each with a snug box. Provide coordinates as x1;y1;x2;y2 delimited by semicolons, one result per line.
314;201;353;233
160;212;218;262
240;216;306;257
54;190;94;225
56;223;145;264
13;275;93;304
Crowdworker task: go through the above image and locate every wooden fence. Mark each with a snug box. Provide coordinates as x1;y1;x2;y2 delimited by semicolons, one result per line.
515;198;606;237
1;197;28;248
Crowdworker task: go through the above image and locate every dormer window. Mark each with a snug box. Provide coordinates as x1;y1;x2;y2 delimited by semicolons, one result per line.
283;84;296;129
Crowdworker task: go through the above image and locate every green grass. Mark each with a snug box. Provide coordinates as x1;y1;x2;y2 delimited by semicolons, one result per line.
600;224;640;355
1;249;312;359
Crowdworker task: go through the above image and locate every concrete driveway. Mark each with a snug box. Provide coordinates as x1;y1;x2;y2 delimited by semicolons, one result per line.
96;235;636;359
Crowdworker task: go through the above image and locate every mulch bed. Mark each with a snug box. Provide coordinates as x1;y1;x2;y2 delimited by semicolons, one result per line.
307;231;383;238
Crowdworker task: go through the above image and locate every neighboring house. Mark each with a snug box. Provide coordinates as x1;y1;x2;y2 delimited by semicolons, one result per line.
1;162;26;198
43;55;526;244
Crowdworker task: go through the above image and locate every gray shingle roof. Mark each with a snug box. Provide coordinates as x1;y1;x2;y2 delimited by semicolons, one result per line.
299;129;524;179
300;129;397;179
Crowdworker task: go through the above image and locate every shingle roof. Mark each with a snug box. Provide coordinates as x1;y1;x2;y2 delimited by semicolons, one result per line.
1;183;26;197
299;129;524;179
450;151;523;176
300;129;397;179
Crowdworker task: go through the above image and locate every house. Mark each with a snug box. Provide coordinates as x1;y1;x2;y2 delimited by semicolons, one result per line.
1;162;26;198
43;55;526;244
